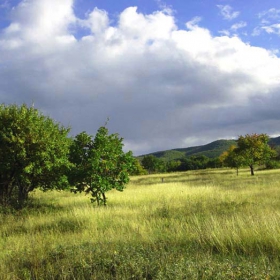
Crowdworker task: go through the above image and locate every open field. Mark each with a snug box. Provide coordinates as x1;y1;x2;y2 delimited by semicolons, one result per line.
1;168;280;279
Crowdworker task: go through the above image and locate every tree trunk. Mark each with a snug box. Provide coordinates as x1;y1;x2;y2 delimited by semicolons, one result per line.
250;165;254;176
18;185;28;208
0;181;16;206
102;192;107;206
0;184;9;206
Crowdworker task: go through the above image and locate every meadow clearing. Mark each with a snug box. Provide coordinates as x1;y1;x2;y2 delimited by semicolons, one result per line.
1;168;280;279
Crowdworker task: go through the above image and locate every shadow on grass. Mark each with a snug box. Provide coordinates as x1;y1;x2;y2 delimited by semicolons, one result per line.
6;240;280;280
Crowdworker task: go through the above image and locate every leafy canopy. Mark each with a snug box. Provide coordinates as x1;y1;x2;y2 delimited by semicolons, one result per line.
69;126;136;205
0;104;71;208
221;133;276;175
141;155;166;173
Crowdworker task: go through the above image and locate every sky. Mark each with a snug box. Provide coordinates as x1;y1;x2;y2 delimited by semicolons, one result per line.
0;0;280;156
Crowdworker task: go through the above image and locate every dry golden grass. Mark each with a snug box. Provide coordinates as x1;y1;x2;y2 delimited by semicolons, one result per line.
1;168;280;279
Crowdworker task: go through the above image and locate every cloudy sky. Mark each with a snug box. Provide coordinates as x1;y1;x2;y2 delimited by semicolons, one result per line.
0;0;280;155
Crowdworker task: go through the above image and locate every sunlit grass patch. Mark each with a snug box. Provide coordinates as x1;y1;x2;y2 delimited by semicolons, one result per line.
1;168;280;279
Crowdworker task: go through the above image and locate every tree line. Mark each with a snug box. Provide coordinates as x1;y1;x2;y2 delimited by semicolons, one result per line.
139;134;278;175
0;104;136;208
140;154;222;173
0;104;278;209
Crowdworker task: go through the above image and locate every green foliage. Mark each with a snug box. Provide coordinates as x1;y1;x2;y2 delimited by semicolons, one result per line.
166;160;181;172
69;126;135;205
220;134;277;175
236;133;276;175
171;155;222;171
141;155;166;173
181;139;238;158
130;158;148;175
266;160;280;169
220;145;245;175
0;104;71;208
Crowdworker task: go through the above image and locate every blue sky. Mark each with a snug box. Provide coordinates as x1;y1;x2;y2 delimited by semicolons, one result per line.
0;0;280;155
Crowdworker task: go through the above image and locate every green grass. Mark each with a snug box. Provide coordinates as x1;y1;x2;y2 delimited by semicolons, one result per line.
1;168;280;279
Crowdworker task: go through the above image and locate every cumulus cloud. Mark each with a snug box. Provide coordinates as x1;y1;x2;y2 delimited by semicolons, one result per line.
0;0;280;155
217;5;240;21
78;8;109;34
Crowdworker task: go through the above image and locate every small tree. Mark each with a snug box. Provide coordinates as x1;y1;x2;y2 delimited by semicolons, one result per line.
0;104;71;208
220;145;244;175
69;126;135;205
141;155;158;174
141;155;166;173
236;133;276;175
130;158;148;175
166;160;181;172
189;155;209;170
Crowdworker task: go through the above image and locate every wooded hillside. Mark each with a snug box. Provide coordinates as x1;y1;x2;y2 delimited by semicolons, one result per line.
139;137;280;161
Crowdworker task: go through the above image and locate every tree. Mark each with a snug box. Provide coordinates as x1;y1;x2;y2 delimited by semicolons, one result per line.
141;155;158;174
220;145;244;175
207;157;223;169
69;126;135;205
236;133;276;175
166;160;181;172
130;158;148;175
141;155;166;173
0;104;71;208
189;155;209;170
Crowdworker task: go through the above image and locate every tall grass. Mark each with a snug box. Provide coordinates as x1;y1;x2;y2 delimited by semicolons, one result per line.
1;168;280;279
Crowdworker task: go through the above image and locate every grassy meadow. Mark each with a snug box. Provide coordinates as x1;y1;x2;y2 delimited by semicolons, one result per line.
1;168;280;279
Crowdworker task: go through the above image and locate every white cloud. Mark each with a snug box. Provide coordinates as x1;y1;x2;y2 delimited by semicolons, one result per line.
262;24;280;35
231;21;247;31
118;7;176;41
154;0;174;15
217;5;240;21
0;0;280;155
252;27;261;37
218;21;247;38
4;0;76;45
258;8;280;20
254;8;280;37
186;16;202;30
218;30;230;36
78;8;109;34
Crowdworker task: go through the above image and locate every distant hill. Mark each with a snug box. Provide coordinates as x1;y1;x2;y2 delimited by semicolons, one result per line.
171;139;237;159
138;136;280;162
269;136;280;147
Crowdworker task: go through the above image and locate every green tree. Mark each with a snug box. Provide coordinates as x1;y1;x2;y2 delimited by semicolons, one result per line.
69;126;135;205
0;104;71;208
130;158;148;175
207;157;223;169
236;133;276;175
190;155;209;170
220;145;244;175
166;160;181;172
141;155;166;173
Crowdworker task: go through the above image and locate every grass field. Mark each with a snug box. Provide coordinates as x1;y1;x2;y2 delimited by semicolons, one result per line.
1;168;280;279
